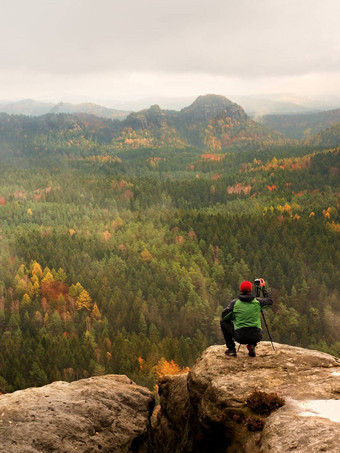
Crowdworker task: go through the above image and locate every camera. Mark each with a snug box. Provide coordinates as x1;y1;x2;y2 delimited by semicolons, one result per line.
254;278;261;286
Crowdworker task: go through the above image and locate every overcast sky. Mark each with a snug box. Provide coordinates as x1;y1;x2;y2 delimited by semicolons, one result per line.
1;0;339;106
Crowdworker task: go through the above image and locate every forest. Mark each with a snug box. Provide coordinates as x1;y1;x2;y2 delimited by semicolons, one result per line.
0;106;339;393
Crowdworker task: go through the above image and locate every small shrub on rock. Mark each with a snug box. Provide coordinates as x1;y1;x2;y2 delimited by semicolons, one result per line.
232;414;243;424
245;416;264;432
246;390;285;414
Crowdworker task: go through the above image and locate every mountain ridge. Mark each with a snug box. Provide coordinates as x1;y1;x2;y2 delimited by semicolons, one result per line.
260;108;340;139
0;94;289;152
0;98;129;120
114;94;287;150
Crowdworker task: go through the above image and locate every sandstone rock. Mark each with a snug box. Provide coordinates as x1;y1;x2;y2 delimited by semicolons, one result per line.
154;342;340;453
0;374;154;453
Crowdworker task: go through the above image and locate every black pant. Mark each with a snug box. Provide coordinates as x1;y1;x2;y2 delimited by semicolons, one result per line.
220;319;262;349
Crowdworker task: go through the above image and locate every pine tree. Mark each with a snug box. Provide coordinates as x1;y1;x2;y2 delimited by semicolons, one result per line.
76;290;92;311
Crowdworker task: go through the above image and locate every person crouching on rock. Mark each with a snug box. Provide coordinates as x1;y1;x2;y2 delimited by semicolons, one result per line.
220;279;273;357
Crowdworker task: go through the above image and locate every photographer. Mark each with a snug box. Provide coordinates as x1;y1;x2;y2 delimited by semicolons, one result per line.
220;279;273;357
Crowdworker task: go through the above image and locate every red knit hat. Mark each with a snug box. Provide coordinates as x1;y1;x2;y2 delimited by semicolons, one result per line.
240;281;252;292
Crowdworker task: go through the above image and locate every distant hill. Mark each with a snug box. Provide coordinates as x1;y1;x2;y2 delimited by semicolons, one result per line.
0;99;54;116
304;122;340;148
259;108;340;139
0;99;129;120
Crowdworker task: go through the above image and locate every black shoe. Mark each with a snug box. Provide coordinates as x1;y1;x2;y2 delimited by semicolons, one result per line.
225;348;237;357
247;344;256;357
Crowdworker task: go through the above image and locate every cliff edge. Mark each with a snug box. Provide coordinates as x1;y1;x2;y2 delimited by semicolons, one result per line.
0;343;339;452
152;342;340;453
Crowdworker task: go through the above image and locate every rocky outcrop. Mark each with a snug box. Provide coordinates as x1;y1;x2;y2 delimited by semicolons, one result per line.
179;94;247;123
0;374;154;453
153;342;340;453
1;345;339;452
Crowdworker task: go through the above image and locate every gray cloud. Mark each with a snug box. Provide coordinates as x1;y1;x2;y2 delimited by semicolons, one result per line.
1;0;339;78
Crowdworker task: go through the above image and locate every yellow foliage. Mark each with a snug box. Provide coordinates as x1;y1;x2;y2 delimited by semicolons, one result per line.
76;289;92;311
27;208;33;215
112;216;124;230
329;222;340;233
91;302;102;321
31;261;43;278
21;293;31;307
277;203;291;213
322;207;332;219
141;249;153;262
41;271;54;285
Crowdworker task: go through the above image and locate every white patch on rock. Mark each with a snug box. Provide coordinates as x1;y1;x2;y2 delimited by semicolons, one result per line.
298;399;340;423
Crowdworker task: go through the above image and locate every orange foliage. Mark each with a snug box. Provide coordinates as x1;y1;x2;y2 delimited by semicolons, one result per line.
120;189;135;201
329;222;340;233
0;196;6;205
277;203;292;213
175;235;184;245
212;173;223;180
102;230;112;241
250;155;312;173
154;358;189;379
118;243;126;252
188;230;197;239
41;280;69;303
112;180;133;191
227;183;251;195
201;153;224;161
267;185;277;191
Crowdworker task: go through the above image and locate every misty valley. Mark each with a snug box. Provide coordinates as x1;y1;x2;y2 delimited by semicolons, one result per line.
0;94;339;393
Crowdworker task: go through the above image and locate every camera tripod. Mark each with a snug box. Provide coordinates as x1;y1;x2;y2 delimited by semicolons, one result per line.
255;280;275;351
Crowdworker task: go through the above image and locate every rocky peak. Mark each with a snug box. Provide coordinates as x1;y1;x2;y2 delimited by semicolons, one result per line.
179;94;247;123
125;104;168;129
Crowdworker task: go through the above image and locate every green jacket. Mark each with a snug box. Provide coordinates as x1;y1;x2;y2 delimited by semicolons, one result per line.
221;288;273;331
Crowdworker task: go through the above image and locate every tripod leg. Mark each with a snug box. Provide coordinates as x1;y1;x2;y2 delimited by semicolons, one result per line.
261;310;275;351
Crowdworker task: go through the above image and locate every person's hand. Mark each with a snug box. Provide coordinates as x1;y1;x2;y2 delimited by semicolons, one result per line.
260;278;266;287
